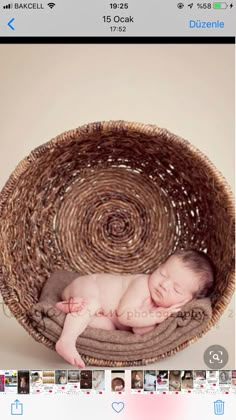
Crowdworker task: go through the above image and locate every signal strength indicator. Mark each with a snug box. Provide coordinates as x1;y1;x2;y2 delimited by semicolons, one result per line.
47;2;56;8
188;3;194;8
3;3;13;8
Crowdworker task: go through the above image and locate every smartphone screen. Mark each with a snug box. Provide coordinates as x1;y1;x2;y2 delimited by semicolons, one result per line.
0;1;235;419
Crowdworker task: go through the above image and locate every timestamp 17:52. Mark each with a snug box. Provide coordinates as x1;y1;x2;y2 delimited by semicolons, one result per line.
110;26;126;32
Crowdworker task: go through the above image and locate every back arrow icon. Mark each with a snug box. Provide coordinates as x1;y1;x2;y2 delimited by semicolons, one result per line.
8;18;15;30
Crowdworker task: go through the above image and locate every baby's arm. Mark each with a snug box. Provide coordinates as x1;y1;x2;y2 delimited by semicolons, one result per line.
116;278;152;327
117;277;181;328
131;305;181;335
117;277;161;328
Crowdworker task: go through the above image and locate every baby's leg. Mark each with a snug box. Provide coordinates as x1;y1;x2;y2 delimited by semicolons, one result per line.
56;300;116;330
55;297;100;368
56;275;96;313
89;315;116;331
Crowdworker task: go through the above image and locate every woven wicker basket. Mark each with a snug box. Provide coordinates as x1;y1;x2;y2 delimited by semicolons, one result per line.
0;120;234;366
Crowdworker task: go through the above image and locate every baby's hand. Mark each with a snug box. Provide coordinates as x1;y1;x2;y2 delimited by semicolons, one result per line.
154;304;181;323
168;303;182;314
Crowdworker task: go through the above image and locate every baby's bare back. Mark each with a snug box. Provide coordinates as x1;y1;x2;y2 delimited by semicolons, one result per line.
61;272;149;327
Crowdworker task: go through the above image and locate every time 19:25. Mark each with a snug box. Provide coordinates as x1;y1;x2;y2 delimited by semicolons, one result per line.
110;3;129;9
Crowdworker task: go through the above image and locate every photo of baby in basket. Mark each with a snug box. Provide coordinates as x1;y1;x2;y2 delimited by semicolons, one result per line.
54;249;214;368
111;371;125;392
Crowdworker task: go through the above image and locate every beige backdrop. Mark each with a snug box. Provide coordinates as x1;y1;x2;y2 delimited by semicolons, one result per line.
0;44;234;369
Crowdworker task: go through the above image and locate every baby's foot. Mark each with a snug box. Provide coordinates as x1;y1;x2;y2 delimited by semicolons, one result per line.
55;297;88;314
55;339;85;369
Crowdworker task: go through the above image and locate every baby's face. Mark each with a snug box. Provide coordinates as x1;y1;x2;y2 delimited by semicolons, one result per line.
149;255;200;307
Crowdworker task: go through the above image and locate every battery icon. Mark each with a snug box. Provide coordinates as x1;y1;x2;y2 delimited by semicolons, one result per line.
213;2;228;8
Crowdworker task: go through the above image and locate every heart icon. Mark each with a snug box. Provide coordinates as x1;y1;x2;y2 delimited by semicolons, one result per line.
112;402;125;413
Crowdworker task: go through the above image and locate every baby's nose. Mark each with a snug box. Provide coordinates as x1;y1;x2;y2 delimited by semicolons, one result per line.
161;280;170;292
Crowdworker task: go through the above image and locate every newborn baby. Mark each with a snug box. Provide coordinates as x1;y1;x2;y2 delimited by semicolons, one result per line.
55;249;214;368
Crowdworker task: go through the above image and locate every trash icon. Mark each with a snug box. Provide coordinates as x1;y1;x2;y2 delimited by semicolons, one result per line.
214;400;224;415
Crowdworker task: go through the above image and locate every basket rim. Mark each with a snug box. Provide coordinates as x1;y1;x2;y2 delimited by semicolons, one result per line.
0;120;234;217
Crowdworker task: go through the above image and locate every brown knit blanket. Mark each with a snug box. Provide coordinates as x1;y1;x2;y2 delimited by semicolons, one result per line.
29;270;212;363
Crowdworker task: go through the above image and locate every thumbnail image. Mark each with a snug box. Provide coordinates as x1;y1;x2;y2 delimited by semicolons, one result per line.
181;371;193;390
92;370;105;391
194;370;206;381
207;370;219;380
68;370;80;383
144;370;156;392
206;370;219;394
169;371;181;392
131;370;144;389
55;370;68;385
30;371;43;394
219;371;231;384
4;371;17;393
17;370;30;394
156;370;168;386
42;370;55;392
54;370;68;394
80;371;92;389
193;370;207;392
0;372;4;392
231;371;236;387
42;371;55;384
156;370;169;394
30;371;43;386
111;371;125;392
67;370;80;394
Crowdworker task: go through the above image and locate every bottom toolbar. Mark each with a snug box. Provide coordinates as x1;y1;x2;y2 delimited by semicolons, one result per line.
0;393;234;420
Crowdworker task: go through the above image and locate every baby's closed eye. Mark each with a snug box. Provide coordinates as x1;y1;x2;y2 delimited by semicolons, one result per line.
174;288;182;295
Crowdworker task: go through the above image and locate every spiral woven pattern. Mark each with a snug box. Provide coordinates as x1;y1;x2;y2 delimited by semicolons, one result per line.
0;120;234;366
55;168;175;272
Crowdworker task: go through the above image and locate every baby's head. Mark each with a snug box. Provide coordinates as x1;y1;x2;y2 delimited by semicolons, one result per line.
149;249;215;308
